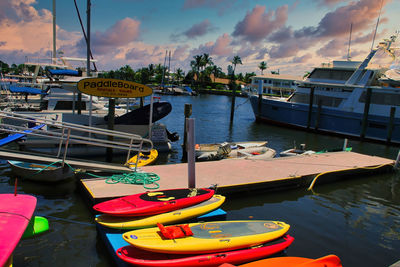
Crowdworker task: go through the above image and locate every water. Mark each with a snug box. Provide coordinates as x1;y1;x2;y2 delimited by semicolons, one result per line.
2;94;400;266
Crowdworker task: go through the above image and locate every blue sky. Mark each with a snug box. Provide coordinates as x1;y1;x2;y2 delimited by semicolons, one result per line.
1;0;399;76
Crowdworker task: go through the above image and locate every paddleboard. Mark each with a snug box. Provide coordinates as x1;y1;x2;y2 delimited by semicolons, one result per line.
117;234;294;267
224;254;342;267
0;194;37;266
96;194;225;229
22;216;50;239
93;187;215;217
123;220;290;254
126;149;158;167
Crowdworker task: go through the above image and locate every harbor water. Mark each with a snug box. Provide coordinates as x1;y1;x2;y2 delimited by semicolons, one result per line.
1;94;399;266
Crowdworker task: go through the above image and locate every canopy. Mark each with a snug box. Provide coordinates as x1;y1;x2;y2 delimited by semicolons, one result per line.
48;69;80;76
9;86;47;95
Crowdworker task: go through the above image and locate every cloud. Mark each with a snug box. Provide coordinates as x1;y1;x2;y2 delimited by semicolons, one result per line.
315;0;348;7
291;53;313;63
182;19;215;38
90;18;141;54
232;5;288;44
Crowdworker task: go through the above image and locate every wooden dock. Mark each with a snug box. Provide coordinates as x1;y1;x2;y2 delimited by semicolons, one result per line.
80;151;395;204
0;148;130;172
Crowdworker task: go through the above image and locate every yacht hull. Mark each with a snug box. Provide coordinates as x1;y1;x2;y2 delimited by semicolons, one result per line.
250;95;400;144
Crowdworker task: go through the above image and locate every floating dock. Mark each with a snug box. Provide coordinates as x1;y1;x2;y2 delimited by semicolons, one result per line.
81;151;394;204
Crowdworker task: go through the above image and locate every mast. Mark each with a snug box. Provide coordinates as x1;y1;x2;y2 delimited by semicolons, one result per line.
52;0;56;64
370;0;383;51
347;23;352;61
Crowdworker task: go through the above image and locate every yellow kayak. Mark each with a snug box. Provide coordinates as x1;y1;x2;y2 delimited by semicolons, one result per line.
123;220;290;254
126;149;158;167
95;195;225;229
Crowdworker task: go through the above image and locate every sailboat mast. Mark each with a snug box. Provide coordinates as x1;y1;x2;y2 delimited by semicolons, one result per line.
371;0;383;51
347;23;352;61
87;0;91;77
52;0;56;64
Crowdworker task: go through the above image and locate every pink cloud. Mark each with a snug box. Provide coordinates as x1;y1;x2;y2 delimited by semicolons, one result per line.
91;18;140;54
182;0;236;14
232;5;288;44
291;53;313;63
183;19;214;38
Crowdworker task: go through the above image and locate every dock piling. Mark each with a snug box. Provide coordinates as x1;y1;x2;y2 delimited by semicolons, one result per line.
186;118;196;188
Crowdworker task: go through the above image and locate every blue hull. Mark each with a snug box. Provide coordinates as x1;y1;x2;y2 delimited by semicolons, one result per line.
250;95;400;144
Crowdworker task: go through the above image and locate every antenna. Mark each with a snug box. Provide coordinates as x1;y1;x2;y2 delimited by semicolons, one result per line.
370;0;383;51
347;23;353;61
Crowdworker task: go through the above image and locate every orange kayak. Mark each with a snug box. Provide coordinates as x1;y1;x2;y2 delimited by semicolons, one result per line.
220;254;342;267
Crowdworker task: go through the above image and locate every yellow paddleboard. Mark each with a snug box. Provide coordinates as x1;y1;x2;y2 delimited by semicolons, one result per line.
96;195;225;229
126;149;158;167
123;220;290;254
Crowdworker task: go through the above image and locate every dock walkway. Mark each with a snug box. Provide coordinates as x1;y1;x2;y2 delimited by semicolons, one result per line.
81;151;394;203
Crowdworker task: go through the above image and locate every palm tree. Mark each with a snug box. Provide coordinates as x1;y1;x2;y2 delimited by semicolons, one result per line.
210;65;222;82
231;55;242;75
259;61;267;75
175;68;184;85
202;53;213;69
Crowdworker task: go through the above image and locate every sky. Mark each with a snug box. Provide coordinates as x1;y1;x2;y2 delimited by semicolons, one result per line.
0;0;399;77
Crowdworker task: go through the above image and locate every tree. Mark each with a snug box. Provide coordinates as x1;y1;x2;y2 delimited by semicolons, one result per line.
231;55;242;75
258;61;267;75
175;68;184;85
210;65;222;82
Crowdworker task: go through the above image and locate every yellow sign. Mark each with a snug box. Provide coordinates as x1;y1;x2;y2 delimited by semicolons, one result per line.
77;78;152;98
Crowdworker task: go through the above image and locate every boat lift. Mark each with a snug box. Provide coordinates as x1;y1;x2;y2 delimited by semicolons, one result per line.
0;110;153;172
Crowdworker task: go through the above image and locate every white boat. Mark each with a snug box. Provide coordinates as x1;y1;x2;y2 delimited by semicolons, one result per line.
250;35;400;144
279;144;315;157
195;141;276;161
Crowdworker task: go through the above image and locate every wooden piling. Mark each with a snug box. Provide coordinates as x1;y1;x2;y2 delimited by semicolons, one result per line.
182;103;192;160
315;99;322;130
307;87;315;129
106;98;115;162
360;87;372;139
387;106;395;143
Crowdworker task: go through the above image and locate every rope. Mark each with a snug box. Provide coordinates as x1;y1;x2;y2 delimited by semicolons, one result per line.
307;163;394;191
32;161;75;174
104;172;160;190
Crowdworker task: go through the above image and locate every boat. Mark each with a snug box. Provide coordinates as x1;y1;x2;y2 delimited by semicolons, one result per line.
195;141;275;161
249;35;400;144
7;160;75;183
0;193;37;266
116;234;294;267
122;220;290;254
22;216;50;239
95;194;225;229
221;254;342;267
126;148;158;167
93;187;215;217
279;144;315;157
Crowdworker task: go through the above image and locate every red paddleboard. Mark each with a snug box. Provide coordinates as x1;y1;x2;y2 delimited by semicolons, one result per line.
220;254;342;267
0;194;37;266
116;235;294;267
93;188;215;216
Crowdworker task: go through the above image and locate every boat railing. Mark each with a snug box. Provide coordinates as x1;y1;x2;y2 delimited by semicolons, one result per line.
0;110;153;165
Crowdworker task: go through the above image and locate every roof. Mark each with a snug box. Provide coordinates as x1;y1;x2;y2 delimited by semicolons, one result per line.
252;73;302;81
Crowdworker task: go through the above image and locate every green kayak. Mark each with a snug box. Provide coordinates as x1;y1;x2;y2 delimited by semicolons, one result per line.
22;216;49;239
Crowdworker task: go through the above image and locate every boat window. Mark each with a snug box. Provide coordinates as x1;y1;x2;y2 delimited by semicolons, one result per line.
359;91;400;106
54;101;87;110
289;93;342;107
309;69;355;81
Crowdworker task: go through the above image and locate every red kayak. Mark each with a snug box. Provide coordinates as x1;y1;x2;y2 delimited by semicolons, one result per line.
116;234;294;267
93;188;215;216
219;254;342;267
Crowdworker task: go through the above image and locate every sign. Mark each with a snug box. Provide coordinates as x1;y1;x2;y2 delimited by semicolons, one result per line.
77;78;152;98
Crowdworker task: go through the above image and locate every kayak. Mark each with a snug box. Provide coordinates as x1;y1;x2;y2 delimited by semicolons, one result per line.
22;216;50;239
123;220;290;254
220;254;342;267
126;149;158;167
0;194;37;266
117;234;294;267
93;187;215;217
96;194;225;229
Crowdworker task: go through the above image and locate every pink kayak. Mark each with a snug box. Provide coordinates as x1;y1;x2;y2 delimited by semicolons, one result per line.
0;194;37;266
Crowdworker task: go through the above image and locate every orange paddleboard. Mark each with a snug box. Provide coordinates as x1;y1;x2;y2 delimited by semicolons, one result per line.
220;254;342;267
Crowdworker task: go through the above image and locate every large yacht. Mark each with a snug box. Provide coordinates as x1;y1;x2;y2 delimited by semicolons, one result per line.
250;35;400;144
